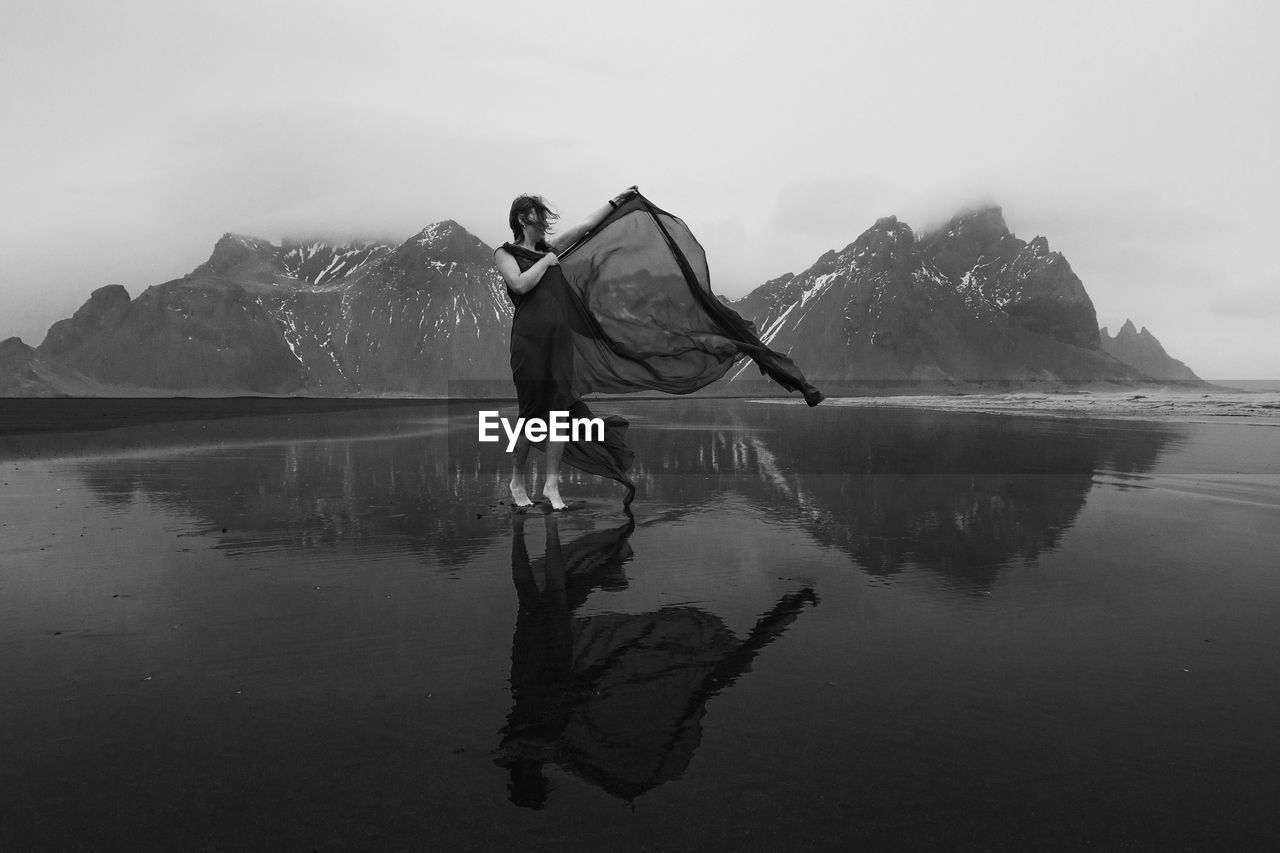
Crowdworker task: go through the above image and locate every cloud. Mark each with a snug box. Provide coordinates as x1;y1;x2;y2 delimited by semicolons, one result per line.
768;177;889;239
2;0;1277;375
1210;277;1280;318
138;102;581;246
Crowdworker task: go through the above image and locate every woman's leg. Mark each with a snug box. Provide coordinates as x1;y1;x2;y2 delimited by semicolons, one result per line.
509;435;534;506
541;440;567;510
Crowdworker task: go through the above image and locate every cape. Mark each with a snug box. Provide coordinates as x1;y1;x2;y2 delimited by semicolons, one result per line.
555;194;823;404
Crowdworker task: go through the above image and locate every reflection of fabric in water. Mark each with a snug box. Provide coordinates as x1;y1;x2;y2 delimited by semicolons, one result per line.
497;517;817;806
560;608;737;801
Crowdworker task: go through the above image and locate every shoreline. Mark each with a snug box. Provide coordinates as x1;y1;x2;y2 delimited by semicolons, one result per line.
753;390;1280;425
3;388;1279;444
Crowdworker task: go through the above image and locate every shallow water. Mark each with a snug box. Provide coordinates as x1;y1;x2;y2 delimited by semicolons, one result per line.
2;399;1279;850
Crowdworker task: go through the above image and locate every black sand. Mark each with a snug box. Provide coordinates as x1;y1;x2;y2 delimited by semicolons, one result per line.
2;399;1279;850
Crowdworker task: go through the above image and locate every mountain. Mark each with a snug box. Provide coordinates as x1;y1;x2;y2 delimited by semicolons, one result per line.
15;221;513;396
3;204;1203;397
917;206;1099;349
1099;320;1200;381
35;278;311;393
260;222;512;394
190;233;393;288
728;206;1167;388
0;337;46;396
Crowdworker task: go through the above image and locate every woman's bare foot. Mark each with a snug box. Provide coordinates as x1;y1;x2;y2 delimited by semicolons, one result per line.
509;478;534;507
541;478;568;511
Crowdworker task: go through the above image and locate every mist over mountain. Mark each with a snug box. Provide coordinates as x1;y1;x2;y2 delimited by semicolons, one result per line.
2;205;1201;397
190;233;395;288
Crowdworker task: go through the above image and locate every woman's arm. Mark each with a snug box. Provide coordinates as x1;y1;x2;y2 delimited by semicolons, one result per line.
547;202;612;254
547;186;639;254
494;247;559;295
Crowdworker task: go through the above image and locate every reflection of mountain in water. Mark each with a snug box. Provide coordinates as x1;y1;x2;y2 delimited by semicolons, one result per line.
623;404;1183;589
68;401;1181;587
497;514;817;806
74;411;505;568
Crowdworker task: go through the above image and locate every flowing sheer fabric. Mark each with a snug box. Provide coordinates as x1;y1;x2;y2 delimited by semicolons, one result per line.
499;194;821;506
556;194;823;403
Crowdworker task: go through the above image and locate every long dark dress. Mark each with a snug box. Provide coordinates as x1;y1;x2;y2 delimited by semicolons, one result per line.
501;241;636;505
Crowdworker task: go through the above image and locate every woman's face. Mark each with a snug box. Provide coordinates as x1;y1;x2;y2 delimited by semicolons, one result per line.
521;211;547;241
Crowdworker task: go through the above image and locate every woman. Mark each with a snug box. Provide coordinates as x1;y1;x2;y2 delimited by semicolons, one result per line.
493;188;639;510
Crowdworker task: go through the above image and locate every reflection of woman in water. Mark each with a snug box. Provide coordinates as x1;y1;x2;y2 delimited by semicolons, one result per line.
495;513;818;807
493;189;639;511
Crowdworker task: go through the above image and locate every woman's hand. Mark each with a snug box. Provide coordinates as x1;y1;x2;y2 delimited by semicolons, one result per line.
611;185;639;207
549;190;636;254
495;247;554;295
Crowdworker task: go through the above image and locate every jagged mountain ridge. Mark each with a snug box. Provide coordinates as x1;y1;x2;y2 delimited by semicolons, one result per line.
1100;319;1199;381
917;207;1099;349
190;233;395;289
0;337;41;396
20;221;513;395
4;205;1201;396
728;207;1167;386
259;222;513;393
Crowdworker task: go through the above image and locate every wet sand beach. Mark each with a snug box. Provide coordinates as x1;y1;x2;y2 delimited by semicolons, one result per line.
2;397;1279;850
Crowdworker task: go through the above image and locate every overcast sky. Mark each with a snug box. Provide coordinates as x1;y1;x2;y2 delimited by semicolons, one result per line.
3;0;1277;378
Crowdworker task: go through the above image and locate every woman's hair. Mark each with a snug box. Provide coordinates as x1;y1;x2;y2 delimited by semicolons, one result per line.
509;194;559;243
